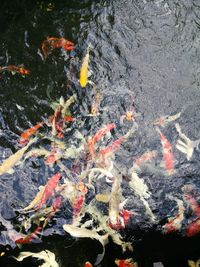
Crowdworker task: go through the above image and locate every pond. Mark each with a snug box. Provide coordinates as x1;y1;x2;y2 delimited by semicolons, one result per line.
0;0;200;266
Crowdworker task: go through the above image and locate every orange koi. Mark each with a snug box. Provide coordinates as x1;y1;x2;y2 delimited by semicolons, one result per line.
84;262;93;267
0;65;30;76
115;258;137;267
186;218;200;237
19;122;44;144
15;226;42;244
41;37;74;59
134;150;157;168
157;128;175;175
36;173;62;210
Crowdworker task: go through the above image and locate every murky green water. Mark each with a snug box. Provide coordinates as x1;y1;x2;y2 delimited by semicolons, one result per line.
0;0;200;266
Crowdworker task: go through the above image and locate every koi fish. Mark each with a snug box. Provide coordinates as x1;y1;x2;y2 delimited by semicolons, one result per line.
44;148;62;165
175;123;200;161
15;226;42;244
115;258;137;267
41;37;74;59
153;112;181;127
80;44;91;88
51;106;64;138
129;171;156;222
186;218;200;237
0;65;30;76
21;186;45;211
19;122;44;144
13;250;59;267
156;127;175;175
87;123;116;160
133;150;157;170
162;196;185;233
63;224;109;265
99;136;125;158
84;261;93;267
120;110;136;125
89;89;101;116
108;178;122;230
188;259;200;267
0;137;37;175
36;173;62;210
73;194;85;223
184;194;200;217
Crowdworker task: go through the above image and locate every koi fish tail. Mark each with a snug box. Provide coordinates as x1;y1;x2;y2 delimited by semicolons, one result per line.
94;233;108;265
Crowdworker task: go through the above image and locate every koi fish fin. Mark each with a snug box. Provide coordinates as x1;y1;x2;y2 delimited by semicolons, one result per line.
40;263;49;267
94;246;105;266
6;168;14;174
94;233;108;266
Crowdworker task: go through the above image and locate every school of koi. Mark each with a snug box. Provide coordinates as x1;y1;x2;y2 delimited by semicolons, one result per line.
0;37;200;267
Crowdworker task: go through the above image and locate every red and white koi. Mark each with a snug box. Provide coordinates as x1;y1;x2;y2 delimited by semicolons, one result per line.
156;127;175;175
36;173;62;210
162;196;185;234
87;123;116;160
133;150;157;170
153;112;181;127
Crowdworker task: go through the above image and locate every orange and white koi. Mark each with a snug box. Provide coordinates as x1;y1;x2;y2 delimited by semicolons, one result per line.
0;65;30;76
162;196;185;234
156;127;175;175
19;122;44;144
36;173;62;210
0;137;37;175
115;258;137;267
80;44;91;88
133;150;157;170
153;112;181;127
41;37;74;59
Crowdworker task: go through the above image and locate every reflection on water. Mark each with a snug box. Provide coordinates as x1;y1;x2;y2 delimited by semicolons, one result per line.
0;0;200;266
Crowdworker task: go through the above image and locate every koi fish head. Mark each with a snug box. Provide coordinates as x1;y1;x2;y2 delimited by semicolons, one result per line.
18;68;30;75
63;40;75;51
84;261;93;267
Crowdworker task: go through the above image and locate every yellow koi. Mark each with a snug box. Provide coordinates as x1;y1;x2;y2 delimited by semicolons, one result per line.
80;44;91;88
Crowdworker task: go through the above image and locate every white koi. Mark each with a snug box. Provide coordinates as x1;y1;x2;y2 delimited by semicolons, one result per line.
13;250;59;267
0;137;37;175
63;224;108;265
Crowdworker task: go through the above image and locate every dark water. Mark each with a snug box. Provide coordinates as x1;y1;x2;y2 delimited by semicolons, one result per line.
0;0;200;266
